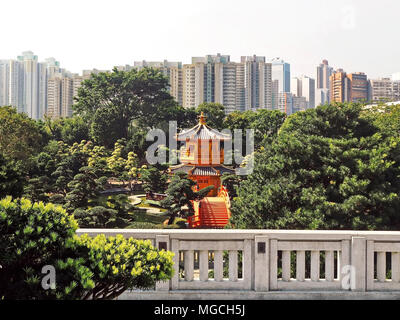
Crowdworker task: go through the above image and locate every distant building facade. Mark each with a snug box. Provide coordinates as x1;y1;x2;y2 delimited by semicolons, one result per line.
277;92;293;115
330;70;369;103
291;75;315;109
241;55;272;111
317;59;333;90
348;72;368;102
292;96;308;113
369;78;400;102
330;70;351;103
315;88;330;106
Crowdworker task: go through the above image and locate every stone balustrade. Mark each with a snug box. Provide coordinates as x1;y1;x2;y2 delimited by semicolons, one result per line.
76;229;400;299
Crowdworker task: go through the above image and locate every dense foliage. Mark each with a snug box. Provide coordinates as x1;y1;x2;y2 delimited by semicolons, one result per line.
140;166;168;195
223;109;286;150
0;106;46;164
0;197;174;300
74;67;178;148
0;153;24;199
230;103;400;230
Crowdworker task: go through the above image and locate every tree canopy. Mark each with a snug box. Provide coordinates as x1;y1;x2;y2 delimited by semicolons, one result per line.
0;106;45;163
73;68;178;148
230;103;400;230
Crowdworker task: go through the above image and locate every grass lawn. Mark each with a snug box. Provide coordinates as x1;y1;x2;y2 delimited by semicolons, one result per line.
132;208;169;224
128;196;186;229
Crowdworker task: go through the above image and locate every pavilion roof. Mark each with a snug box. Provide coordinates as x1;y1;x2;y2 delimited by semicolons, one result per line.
169;164;235;176
175;112;231;141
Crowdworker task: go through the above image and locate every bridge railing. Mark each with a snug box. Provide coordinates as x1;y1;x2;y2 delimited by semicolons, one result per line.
76;229;400;296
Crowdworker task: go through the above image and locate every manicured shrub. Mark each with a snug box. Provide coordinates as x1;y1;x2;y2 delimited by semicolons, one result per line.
0;197;174;299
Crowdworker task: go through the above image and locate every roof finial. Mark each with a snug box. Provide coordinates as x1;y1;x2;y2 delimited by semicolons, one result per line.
199;111;207;125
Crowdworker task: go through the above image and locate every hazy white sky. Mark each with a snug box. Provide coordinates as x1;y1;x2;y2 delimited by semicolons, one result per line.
1;0;399;78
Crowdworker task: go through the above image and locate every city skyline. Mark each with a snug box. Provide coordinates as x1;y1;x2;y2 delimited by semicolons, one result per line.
0;0;399;79
2;50;400;121
0;50;397;83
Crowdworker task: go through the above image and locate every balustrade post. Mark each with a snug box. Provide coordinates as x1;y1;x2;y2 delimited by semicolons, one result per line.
243;239;253;290
171;239;180;290
269;239;278;290
351;237;367;292
155;235;170;291
254;236;269;291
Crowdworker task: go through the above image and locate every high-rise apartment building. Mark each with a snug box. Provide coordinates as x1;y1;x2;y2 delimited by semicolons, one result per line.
240;55;272;111
0;60;9;106
7;60;24;112
317;59;333;89
271;80;279;110
194;54;230;106
270;58;290;93
45;58;61;77
330;70;351;103
38;63;49;119
47;74;74;119
181;54;272;113
235;63;245;112
169;66;183;106
369;78;400;102
1;52;102;120
214;61;242;113
183;54;237;112
182;64;196;108
46;75;62;119
17;51;40;119
61;77;74;117
301;76;315;108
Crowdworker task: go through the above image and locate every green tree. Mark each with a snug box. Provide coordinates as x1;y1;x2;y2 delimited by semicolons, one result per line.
0;153;24;199
161;172;214;224
250;109;286;147
44;116;89;145
50;141;92;200
223;109;286;150
24;152;56;202
75;194;136;228
74;68;177;147
140;166;168;195
65;166;108;213
0;197;174;299
367;104;400;137
60;116;90;145
0;106;44;163
90;106;126;148
231;103;400;230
